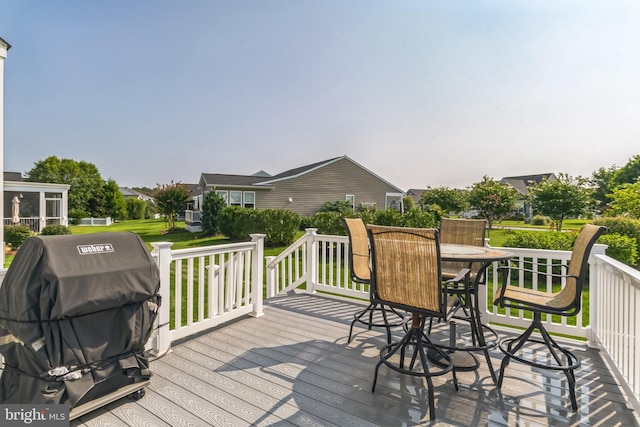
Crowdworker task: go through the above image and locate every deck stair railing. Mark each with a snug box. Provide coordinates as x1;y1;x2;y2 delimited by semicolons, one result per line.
150;234;265;356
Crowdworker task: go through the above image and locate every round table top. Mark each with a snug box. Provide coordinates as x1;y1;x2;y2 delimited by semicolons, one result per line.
440;244;513;262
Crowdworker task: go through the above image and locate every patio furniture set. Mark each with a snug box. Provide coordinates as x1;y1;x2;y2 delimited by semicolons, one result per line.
343;217;605;420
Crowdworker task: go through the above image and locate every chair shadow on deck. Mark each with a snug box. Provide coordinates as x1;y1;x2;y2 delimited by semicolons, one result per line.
260;294;612;426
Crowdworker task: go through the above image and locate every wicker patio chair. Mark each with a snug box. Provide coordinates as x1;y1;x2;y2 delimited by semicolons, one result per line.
343;218;404;344
439;218;487;283
493;224;606;411
431;217;501;380
368;225;469;421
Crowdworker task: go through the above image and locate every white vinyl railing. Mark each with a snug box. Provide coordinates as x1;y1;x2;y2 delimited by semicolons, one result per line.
590;254;640;414
149;234;265;356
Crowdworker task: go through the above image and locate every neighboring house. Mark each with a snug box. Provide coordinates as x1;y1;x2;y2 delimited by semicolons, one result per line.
120;187;155;203
500;173;558;219
187;156;405;232
405;188;426;207
3;171;70;233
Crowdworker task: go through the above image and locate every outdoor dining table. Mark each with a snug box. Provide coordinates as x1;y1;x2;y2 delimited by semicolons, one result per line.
427;243;514;383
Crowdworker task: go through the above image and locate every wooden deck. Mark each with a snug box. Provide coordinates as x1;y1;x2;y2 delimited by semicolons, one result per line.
71;293;639;427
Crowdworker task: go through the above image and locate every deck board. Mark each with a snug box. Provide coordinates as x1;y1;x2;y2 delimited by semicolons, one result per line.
72;292;640;427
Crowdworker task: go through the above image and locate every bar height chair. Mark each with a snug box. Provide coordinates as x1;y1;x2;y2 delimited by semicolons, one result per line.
367;225;469;421
493;224;606;410
434;218;501;381
343;218;404;344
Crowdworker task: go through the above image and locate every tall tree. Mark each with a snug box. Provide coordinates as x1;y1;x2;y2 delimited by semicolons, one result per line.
607;180;640;219
201;191;227;236
419;186;468;215
591;165;618;214
26;156;106;216
152;181;192;230
611;154;640;187
103;179;127;220
467;176;518;230
527;173;593;231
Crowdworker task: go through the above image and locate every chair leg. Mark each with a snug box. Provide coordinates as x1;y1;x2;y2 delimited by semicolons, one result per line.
539;322;579;410
497;318;537;388
348;303;374;343
372;317;457;421
348;302;403;344
497;313;580;411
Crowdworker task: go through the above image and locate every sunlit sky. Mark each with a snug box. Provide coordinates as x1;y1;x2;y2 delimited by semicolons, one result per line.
1;1;639;190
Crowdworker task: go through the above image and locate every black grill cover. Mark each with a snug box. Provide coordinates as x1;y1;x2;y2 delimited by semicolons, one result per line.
0;232;160;407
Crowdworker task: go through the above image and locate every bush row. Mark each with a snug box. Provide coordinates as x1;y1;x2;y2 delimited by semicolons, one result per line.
503;227;638;267
216;207;439;246
218;207;302;246
4;224;72;250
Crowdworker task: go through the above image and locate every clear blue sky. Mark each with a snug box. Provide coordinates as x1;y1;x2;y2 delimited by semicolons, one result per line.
1;1;639;190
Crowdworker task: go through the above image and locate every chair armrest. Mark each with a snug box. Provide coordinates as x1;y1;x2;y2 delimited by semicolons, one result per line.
497;265;575;280
444;267;471;285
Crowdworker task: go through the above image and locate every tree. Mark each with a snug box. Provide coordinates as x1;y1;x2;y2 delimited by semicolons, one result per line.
611;154;640;187
152;181;192;230
103;179;127;220
419;186;468;214
26;156;106;216
467;176;518;230
591;165;618;214
201;191;227;236
607;180;640;219
527;173;593;231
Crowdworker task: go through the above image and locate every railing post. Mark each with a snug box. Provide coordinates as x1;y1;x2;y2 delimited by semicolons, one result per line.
250;234;266;318
150;241;174;357
265;256;276;298
305;228;318;294
587;243;607;348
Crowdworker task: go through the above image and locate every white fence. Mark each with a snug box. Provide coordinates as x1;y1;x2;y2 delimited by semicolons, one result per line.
149;234;265;356
76;217;113;226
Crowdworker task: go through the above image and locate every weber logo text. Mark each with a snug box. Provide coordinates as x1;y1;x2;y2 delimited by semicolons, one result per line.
1;405;68;426
77;243;114;255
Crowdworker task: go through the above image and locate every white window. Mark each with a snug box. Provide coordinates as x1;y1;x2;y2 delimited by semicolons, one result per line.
346;194;355;209
244;191;255;208
230;191;243;207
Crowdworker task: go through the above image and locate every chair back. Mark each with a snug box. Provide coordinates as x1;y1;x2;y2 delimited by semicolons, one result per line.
554;224;606;313
439;218;487;246
439;218;487;280
367;225;445;315
343;218;371;283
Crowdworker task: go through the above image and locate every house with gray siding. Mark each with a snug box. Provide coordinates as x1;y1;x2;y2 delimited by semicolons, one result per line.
500;173;557;219
187;156;404;230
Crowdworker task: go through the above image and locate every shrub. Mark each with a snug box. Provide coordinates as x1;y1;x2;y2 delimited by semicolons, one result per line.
374;209;403;226
41;225;71;235
594;216;640;259
402;208;437;228
68;209;88;225
201;192;226;236
355;207;377;226
262;209;301;246
4;225;33;250
308;211;346;235
598;233;637;266
530;215;547;226
503;228;636;266
504;230;575;250
126;198;147;220
218;206;263;240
